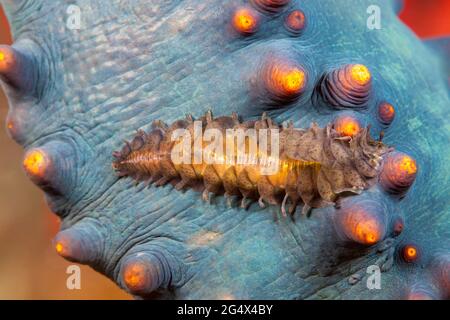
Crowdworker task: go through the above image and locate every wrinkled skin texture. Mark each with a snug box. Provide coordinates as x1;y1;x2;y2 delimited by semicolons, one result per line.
1;0;449;299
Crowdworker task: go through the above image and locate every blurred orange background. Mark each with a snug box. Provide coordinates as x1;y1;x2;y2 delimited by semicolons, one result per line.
0;1;449;299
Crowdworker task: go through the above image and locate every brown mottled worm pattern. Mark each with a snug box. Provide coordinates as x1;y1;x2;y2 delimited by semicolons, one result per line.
113;112;391;217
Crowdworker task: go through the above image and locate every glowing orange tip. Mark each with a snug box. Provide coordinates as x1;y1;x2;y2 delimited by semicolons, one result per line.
350;64;371;86
0;47;14;72
123;262;149;290
334;116;361;137
270;65;306;96
403;245;418;262
381;103;395;115
23;149;48;177
281;68;305;93
340;205;385;245
7;121;13;130
232;8;259;34
398;155;417;175
354;219;382;245
378;102;396;123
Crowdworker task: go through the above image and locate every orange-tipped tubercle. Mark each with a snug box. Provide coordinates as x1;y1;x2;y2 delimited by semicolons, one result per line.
0;44;38;94
334;200;387;246
121;251;173;297
54;224;101;264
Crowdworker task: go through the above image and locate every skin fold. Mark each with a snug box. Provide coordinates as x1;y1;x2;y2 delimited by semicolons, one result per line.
0;0;449;299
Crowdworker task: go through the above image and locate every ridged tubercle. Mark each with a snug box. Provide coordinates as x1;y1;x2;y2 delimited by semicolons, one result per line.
254;53;308;105
23;140;77;198
251;0;291;14
313;64;372;110
379;151;418;196
54;220;104;264
113;112;391;216
119;250;174;297
0;44;36;94
333;199;388;246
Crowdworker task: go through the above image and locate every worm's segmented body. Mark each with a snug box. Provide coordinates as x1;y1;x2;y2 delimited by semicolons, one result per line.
113;112;390;216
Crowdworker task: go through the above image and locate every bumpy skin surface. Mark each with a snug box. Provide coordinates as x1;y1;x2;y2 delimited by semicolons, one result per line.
1;0;449;299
